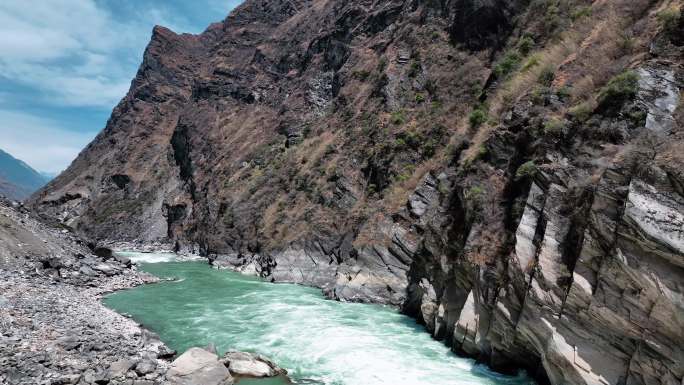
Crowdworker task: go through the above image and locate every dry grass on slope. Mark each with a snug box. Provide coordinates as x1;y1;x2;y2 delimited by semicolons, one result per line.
460;0;669;164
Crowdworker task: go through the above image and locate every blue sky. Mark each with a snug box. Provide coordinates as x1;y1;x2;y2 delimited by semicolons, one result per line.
0;0;242;173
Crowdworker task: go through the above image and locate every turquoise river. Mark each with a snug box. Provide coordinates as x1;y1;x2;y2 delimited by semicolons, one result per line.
103;252;534;385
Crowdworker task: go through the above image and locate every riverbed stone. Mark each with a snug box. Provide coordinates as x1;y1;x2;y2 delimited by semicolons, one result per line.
167;347;233;385
109;359;134;378
221;351;285;378
135;359;157;375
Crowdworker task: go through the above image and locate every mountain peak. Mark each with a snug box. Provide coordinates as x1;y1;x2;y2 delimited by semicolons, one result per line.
0;149;48;201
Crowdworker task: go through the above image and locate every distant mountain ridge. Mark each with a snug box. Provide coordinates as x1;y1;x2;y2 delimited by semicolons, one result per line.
0;149;49;201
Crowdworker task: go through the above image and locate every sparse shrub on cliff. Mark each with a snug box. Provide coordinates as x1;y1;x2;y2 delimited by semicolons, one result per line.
466;185;485;205
568;102;594;123
531;86;551;105
543;118;565;138
517;36;535;56
377;57;387;71
352;70;371;81
391;110;406;125
522;54;541;71
570;6;592;22
515;161;538;180
302;124;312;138
494;52;522;78
469;107;488;128
538;65;556;86
596;71;639;115
556;86;570;100
627;109;647;126
658;6;681;38
408;61;421;78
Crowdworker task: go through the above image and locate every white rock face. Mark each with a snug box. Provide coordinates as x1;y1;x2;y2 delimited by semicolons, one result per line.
625;179;684;263
514;183;544;273
637;67;680;134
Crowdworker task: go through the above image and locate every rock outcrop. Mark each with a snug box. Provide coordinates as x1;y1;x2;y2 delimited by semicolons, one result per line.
30;0;684;384
166;348;288;385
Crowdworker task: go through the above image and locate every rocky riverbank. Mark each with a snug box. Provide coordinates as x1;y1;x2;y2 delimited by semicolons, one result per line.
0;199;288;385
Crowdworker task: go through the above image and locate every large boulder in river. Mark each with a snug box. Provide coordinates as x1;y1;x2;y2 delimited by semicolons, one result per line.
221;351;286;378
166;348;233;385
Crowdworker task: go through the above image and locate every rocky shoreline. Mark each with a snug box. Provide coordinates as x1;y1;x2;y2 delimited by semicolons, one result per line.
0;200;289;385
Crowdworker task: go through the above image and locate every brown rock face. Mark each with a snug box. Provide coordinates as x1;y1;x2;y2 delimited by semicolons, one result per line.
31;0;684;384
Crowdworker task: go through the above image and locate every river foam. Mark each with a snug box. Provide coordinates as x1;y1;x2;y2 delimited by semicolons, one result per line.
114;251;202;264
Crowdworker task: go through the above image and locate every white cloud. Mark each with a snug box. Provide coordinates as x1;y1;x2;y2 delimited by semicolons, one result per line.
0;110;96;173
0;0;154;108
0;1;238;171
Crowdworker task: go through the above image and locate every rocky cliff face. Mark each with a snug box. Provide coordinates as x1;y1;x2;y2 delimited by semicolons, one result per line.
30;0;684;384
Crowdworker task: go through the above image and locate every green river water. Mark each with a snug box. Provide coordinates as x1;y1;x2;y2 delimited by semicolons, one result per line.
103;252;534;385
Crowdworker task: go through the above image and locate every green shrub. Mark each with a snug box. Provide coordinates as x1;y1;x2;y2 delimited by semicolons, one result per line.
596;71;639;114
543;118;564;137
516;161;538;179
544;4;562;35
422;139;438;158
391;110;406;125
352;70;371;81
628;109;647;126
494;52;522;78
377;58;387;71
568;102;593;122
518;36;535;56
556;86;571;100
571;6;592;21
466;185;485;202
469;108;488;128
408;61;421;78
394;130;423;151
522;54;541;71
657;7;681;37
538;65;556;86
430;100;443;111
302;125;312;138
531;86;548;105
415;93;425;103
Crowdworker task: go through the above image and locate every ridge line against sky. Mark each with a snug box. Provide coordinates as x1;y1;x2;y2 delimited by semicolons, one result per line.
0;0;242;174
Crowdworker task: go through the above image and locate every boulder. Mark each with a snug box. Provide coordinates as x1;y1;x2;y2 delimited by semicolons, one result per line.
113;254;132;267
108;359;134;378
135;359;157;375
166;347;233;385
221;351;286;378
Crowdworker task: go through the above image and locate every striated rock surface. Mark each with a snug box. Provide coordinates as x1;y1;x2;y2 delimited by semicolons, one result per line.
30;0;684;384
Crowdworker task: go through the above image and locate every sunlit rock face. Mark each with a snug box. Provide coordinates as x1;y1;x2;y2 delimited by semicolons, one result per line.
30;0;684;384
